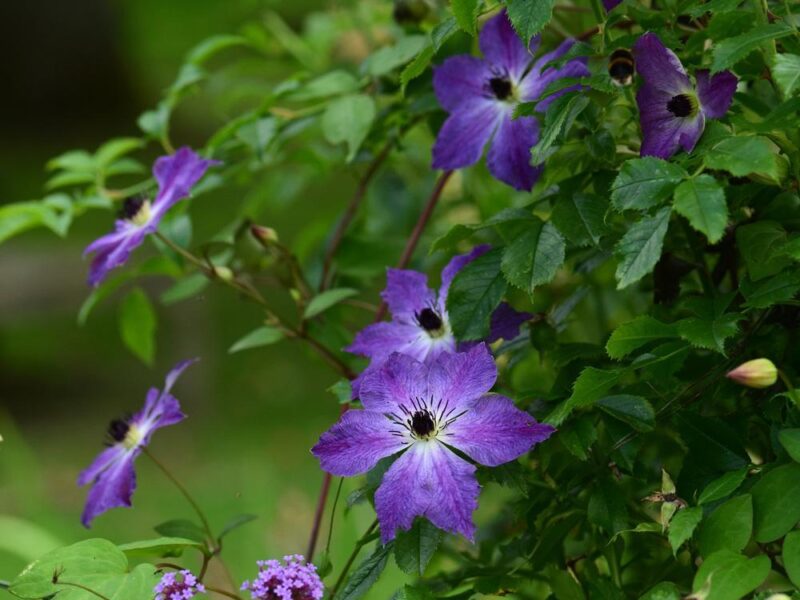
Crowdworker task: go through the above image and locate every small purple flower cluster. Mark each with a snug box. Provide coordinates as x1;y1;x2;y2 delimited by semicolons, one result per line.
154;570;206;600
240;556;324;600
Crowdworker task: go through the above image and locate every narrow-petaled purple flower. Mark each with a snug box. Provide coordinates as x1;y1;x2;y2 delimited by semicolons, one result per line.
431;10;589;191
240;555;324;600
77;359;197;527
634;32;737;159
347;245;530;396
603;0;622;11
154;570;205;600
84;147;219;286
312;345;555;542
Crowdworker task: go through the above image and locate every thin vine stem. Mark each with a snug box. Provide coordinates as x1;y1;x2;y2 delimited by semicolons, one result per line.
329;520;379;598
325;478;345;556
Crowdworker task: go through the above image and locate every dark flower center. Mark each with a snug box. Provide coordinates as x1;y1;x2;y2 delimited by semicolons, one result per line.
107;418;130;443
411;410;436;438
666;94;693;117
489;76;513;100
119;196;146;220
416;307;443;332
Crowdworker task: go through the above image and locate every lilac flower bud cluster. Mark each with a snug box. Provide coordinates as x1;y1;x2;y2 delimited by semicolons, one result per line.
240;555;323;600
154;570;205;600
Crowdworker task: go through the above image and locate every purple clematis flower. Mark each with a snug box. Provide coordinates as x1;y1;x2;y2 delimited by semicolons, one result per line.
84;147;219;287
78;359;197;527
431;10;589;191
312;344;554;542
603;0;622;11
634;32;737;159
347;245;530;396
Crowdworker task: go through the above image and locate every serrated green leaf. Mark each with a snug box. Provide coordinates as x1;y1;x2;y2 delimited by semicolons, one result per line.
740;271;800;308
229;326;285;353
505;0;556;43
446;248;506;341
304;288;358;319
692;550;769;600
751;463;800;542
551;193;608;247
611;157;687;212
451;0;479;34
673;175;727;244
704;135;784;181
668;507;702;555
606;315;678;359
530;93;589;165
773;53;800;98
338;542;392;600
322;94;376;162
736;221;790;281
614;207;671;289
676;313;741;354
546;368;621;426
118;288;157;365
698;468;748;505
401;45;434;89
393;519;442;576
711;22;794;72
696;494;752;557
597;395;655;432
501;219;565;294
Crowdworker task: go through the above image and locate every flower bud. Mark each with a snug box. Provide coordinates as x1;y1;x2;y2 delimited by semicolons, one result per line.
726;358;778;389
251;224;279;245
212;265;234;282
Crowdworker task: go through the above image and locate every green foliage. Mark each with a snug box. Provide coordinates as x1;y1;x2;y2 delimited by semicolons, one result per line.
447;248;506;340
614;208;671;289
393;520;442;576
118;287;157;365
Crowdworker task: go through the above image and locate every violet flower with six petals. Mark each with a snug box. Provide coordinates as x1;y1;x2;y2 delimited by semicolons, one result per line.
313;345;554;542
346;245;530;395
431;10;589;191
634;32;737;159
84;147;219;286
78;359;197;527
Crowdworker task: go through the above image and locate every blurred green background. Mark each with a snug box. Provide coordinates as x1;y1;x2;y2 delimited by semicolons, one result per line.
0;0;411;594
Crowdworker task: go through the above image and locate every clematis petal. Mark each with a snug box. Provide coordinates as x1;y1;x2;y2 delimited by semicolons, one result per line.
439;245;491;305
443;395;554;466
520;39;589;108
359;353;428;413
433;55;493;112
163;357;199;393
374;441;478;542
150;147;219;221
427;344;497;410
638;85;705;158
633;32;691;95
77;445;126;487
432;98;504;170
312;410;406;477
603;0;623;10
696;69;737;119
382;268;435;320
486;113;542;191
486;302;532;343
80;450;138;527
479;10;537;81
346;321;432;361
85;225;148;287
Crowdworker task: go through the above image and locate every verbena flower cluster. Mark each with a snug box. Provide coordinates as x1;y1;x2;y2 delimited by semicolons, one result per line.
240;556;324;600
154;570;206;600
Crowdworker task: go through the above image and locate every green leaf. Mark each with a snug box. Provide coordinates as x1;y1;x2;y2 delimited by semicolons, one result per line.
698;468;748;505
304;288;358;319
676;313;741;354
451;0;479;34
328;379;353;404
289;71;361;102
400;45;434;89
673;175;727;244
692;550;770;600
668;507;702;555
321;94;376;162
551;193;608;247
640;582;681;600
364;36;427;76
501;219;565;295
9;539;160;600
783;530;800;588
393;585;436;600
704;136;784;182
606;315;678;359
430;207;534;254
0;198;73;244
160;273;210;306
393;519;442;576
751;463;800;542
118;288;157;366
153;519;207;544
736;221;790;281
447;248;506;341
228;326;285;353
779;429;800;463
773;53;800;98
186;34;249;65
611;157;687;212
505;0;556;44
546;368;621;426
337;542;392;600
94;138;144;169
530;93;590;165
587;477;629;534
711;22;794;72
740;271;800;308
614;207;671;289
47;149;95;172
117;537;204;559
597;395;655;432
0;516;62;564
696;494;752;557
218;514;258;541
